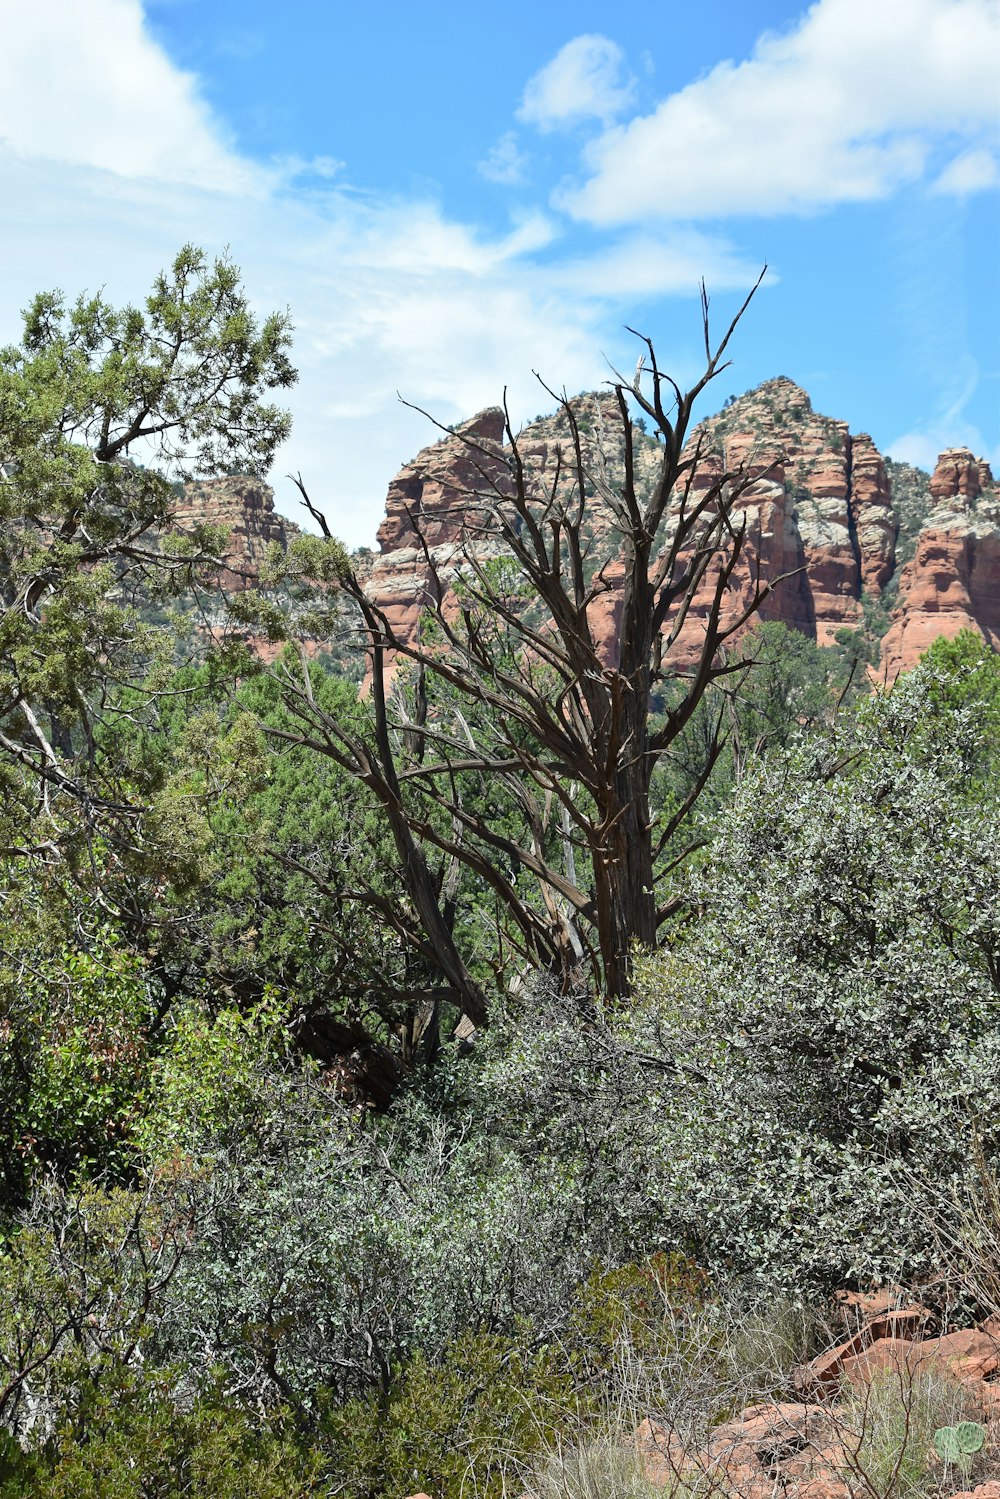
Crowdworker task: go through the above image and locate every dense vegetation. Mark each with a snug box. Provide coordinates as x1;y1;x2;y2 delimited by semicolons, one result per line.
1;253;997;1496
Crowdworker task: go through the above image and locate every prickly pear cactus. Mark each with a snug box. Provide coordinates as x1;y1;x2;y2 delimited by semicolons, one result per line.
934;1421;986;1472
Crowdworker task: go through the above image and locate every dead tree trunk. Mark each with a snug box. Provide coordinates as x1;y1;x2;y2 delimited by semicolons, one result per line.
276;273;796;1014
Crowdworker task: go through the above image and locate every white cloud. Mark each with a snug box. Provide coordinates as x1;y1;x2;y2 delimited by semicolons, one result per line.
559;0;1000;223
550;232;767;299
2;145;745;548
0;4;774;550
478;132;530;185
0;0;260;192
518;35;636;132
276;154;346;182
932;147;1000;195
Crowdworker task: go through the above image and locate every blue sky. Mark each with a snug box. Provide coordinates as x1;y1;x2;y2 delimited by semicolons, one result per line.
1;0;998;546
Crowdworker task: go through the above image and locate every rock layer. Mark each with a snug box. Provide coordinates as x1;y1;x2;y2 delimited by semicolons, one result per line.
363;379;1000;676
171;474;295;591
364;411;513;649
881;450;1000;676
365;383;1000;677
173;390;1000;680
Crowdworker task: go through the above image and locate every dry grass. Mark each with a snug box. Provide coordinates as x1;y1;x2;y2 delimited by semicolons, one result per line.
839;1366;972;1499
509;1290;999;1499
947;1127;1000;1318
513;1294;820;1499
905;1122;1000;1321
526;1434;666;1499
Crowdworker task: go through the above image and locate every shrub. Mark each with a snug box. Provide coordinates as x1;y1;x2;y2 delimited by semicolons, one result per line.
459;661;1000;1296
631;664;1000;1291
570;1253;712;1372
0;1366;318;1498
319;1331;578;1499
142;1046;647;1410
0;1172;204;1440
0;925;156;1211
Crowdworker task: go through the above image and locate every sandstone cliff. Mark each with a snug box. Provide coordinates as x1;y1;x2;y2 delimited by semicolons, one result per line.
361;378;999;676
880;449;1000;675
672;378;897;655
363;410;514;648
171;473;296;591
172;390;1000;679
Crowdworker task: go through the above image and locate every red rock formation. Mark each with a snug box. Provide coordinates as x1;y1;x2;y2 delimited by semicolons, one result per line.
171;474;295;591
930;447;993;502
374;409;508;552
850;433;896;592
171;396;1000;686
362;414;513;660
364;377;899;673
681;384;904;652
881;448;1000;676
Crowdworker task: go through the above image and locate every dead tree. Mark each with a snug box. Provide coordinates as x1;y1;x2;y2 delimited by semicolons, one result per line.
277;276;793;1023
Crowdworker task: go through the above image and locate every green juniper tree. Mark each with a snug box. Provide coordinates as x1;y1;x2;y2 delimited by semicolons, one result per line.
0;244;295;862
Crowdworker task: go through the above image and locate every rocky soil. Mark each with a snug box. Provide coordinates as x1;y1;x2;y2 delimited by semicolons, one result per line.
401;1291;999;1499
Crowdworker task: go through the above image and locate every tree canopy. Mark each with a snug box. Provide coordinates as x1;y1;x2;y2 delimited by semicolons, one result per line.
0;245;296;861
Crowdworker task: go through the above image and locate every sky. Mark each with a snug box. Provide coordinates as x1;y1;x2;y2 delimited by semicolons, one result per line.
0;0;998;548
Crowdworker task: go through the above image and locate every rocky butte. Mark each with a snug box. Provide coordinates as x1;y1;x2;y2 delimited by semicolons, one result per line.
360;377;999;678
171;380;999;678
880;446;1000;674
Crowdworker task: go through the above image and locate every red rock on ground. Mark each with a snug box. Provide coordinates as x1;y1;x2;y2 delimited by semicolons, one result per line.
835;1284;916;1326
839;1327;1000;1386
634;1416;686;1487
793;1480;852;1499
795;1304;930;1397
708;1400;844;1453
708;1402;851;1499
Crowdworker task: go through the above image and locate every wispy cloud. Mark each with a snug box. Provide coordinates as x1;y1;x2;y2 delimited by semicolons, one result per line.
518;35;636;132
932;147;1000;196
888;420;1000;477
0;148;622;546
548;232;765;300
557;0;1000;223
478;131;530;186
887;353;1000;476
